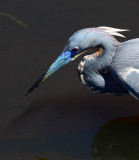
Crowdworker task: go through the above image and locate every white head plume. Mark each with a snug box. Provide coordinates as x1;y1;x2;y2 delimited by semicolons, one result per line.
98;26;129;38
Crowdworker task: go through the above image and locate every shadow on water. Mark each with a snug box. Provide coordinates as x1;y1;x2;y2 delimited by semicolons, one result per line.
92;115;139;160
0;90;139;160
0;0;139;160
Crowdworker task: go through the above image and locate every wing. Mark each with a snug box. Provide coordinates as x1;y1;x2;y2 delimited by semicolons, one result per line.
110;38;139;99
118;67;139;99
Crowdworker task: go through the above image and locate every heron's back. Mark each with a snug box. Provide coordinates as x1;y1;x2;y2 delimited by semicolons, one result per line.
110;38;139;71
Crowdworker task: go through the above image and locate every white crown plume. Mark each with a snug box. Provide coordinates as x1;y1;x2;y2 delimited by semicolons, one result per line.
98;26;129;38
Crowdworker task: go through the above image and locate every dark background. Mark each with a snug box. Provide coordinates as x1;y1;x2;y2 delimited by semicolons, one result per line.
0;0;139;160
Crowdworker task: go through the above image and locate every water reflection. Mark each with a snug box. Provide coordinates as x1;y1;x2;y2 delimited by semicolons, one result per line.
0;91;139;160
92;115;139;160
0;0;139;160
37;156;48;160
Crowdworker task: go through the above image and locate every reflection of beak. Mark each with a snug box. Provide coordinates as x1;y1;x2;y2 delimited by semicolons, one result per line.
25;50;72;97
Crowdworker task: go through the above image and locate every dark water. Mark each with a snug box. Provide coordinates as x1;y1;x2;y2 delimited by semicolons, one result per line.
0;92;139;160
0;0;139;160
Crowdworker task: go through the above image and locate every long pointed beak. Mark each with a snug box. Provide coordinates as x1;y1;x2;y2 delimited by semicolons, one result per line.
25;51;72;97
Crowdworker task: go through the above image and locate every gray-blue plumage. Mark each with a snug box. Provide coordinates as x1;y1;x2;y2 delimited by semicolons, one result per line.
25;26;139;100
109;38;139;99
76;28;139;99
66;27;139;99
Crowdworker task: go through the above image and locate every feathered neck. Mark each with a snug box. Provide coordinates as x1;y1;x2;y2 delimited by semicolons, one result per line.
91;34;120;73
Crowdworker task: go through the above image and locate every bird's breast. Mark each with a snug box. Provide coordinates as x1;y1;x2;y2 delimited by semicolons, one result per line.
77;55;94;85
77;59;86;85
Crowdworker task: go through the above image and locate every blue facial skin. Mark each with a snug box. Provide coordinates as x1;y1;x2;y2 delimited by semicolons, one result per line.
46;49;78;77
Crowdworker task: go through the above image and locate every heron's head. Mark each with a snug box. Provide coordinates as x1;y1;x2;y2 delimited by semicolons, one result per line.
25;27;128;96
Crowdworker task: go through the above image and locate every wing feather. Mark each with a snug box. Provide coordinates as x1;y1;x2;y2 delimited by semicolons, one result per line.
110;38;139;99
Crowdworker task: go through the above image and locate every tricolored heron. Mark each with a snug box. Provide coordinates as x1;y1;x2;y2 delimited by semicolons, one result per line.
25;26;139;100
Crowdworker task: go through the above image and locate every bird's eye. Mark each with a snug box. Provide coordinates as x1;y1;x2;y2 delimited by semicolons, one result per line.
72;48;78;52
